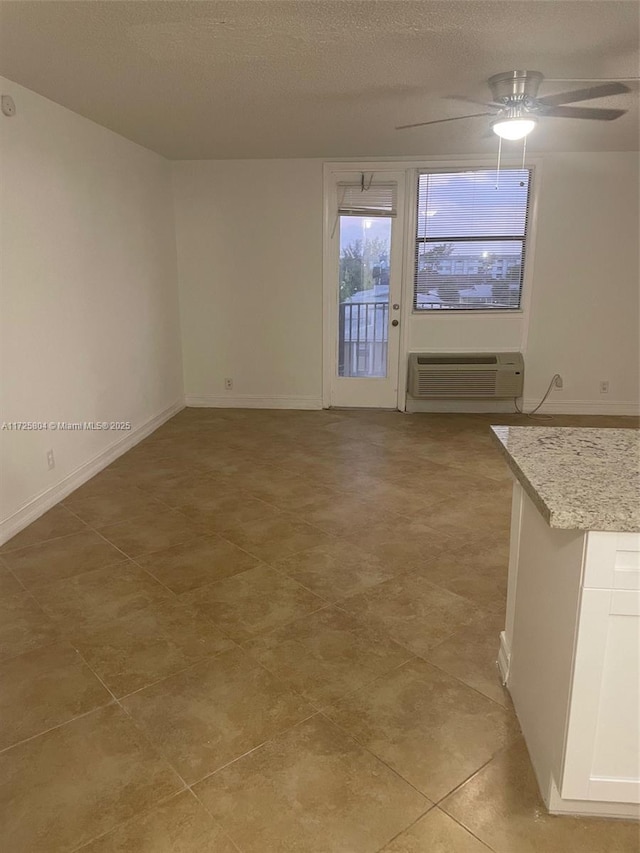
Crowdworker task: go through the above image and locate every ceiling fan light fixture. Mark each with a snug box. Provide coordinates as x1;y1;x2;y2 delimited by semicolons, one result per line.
491;115;538;140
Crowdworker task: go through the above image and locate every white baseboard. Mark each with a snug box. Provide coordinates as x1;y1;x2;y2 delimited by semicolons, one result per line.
547;779;640;820
406;398;516;414
498;630;511;685
0;400;184;547
522;398;639;416
405;398;639;416
185;395;323;410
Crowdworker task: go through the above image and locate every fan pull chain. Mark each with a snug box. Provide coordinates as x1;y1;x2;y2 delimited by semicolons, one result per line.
495;136;502;189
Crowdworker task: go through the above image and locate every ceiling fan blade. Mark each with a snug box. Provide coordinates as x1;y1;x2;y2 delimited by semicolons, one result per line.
396;112;493;130
446;95;501;109
542;105;627;120
538;81;630;107
544;77;640;83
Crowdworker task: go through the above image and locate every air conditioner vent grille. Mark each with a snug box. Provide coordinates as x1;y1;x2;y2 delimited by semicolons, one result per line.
417;355;498;366
408;352;524;399
417;370;497;397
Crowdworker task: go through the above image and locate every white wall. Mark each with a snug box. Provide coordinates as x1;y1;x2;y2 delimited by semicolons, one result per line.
175;152;639;415
173;159;324;407
524;152;639;412
0;79;184;540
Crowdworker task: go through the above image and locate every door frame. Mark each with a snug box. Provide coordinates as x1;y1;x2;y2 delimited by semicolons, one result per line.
322;163;412;410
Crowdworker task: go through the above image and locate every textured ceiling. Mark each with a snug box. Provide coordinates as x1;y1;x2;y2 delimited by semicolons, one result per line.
0;0;638;159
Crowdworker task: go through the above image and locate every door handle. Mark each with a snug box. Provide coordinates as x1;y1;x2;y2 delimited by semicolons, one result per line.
391;319;399;327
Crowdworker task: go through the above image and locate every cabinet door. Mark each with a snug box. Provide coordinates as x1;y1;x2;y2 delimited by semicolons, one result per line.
584;532;640;589
561;582;640;803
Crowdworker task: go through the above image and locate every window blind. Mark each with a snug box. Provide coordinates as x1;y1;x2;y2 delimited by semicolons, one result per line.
414;168;531;311
338;182;397;217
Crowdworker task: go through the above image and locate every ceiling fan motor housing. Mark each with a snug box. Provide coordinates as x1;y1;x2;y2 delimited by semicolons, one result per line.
488;70;544;105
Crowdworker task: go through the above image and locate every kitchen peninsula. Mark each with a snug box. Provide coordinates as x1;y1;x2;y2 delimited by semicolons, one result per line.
491;426;640;820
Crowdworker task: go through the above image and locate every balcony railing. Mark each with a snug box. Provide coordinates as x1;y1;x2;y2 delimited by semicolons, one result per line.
338;301;389;378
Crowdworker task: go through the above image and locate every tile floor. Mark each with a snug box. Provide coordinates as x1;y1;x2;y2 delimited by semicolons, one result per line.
1;408;639;852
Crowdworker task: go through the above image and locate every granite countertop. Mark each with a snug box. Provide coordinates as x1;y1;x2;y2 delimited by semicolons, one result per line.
490;426;640;533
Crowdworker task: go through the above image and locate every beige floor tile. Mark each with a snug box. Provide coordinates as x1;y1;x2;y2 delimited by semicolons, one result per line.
136;535;260;594
347;517;457;571
345;480;456;518
32;561;173;629
340;571;487;657
423;491;512;538
434;569;507;615
441;739;640;853
123;465;224;496
0;566;25;595
133;465;230;494
79;791;238;852
63;468;130;500
425;613;510;706
194;715;429;853
244;472;339;513
5;409;635;852
70;599;234;696
0;705;183;853
64;487;168;527
417;446;512;483
0;505;87;553
2;530;126;588
198;454;279;479
421;538;510;580
191;496;287;534
110;445;185;469
320;456;428;486
301;494;400;538
0;642;112;750
221;510;332;562
122;648;313;783
97;508;204;558
311;466;395;493
271;539;398;602
0;585;62;662
245;606;413;706
420;544;508;614
387;464;495;502
158;482;276;528
381;808;492;852
181;563;326;642
325;658;518;802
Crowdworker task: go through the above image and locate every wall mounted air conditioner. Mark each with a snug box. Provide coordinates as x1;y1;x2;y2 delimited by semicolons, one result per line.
408;352;524;399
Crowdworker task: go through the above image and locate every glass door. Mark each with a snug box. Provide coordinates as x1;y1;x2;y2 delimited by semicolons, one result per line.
329;172;405;408
338;215;392;380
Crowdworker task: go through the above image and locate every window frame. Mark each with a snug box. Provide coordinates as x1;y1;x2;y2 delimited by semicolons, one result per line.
412;166;534;315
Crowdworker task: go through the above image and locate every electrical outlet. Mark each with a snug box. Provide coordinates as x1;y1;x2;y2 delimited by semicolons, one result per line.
224;378;233;391
554;375;563;389
599;380;609;394
47;449;55;470
1;95;16;117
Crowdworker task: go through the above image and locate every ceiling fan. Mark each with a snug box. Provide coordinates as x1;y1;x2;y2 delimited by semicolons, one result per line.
396;70;631;140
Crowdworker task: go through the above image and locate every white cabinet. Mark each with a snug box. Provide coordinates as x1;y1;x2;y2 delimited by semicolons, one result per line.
561;533;640;808
501;483;640;820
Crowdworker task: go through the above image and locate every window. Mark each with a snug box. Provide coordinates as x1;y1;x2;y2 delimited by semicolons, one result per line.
414;168;532;311
336;181;397;377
